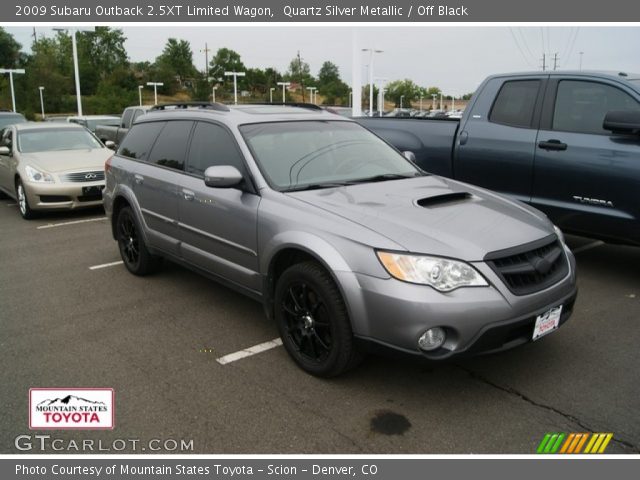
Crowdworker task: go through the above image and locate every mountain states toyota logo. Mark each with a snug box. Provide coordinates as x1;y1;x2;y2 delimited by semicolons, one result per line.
29;388;114;430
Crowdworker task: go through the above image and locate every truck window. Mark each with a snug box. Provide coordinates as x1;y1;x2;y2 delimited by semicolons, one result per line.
132;109;145;123
489;80;540;128
552;80;640;135
186;122;246;177
146;121;193;171
121;108;134;128
118;122;165;160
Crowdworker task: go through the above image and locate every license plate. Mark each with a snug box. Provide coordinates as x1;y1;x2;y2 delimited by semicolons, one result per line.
533;305;562;340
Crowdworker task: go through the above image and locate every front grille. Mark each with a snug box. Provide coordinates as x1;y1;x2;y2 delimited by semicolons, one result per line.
60;171;105;182
78;194;102;202
40;195;71;203
486;235;569;296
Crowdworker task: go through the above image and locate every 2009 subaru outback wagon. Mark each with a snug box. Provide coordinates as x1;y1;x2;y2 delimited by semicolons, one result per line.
103;102;577;377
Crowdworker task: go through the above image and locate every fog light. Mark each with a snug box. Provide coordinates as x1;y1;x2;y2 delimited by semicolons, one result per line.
418;328;446;351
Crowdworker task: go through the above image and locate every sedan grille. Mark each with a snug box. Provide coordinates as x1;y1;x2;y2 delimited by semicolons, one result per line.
60;171;105;182
485;236;569;296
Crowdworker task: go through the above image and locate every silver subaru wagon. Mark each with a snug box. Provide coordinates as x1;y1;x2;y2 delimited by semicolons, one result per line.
103;103;577;377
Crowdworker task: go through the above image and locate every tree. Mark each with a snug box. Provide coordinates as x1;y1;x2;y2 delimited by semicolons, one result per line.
0;28;22;68
317;61;349;105
154;38;198;94
209;48;245;81
385;79;421;108
286;52;315;101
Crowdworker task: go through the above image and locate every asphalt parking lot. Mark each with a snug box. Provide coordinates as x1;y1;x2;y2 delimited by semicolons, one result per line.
1;199;638;454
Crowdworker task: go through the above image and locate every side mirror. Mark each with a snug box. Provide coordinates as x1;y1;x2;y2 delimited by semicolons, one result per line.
603;110;640;135
403;151;417;163
204;165;243;188
104;140;116;150
0;146;10;156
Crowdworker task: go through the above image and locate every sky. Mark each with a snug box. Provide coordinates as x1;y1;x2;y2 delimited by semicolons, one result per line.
5;26;640;96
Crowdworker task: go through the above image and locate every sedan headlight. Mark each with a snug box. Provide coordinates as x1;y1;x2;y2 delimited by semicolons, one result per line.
24;165;54;183
377;251;488;292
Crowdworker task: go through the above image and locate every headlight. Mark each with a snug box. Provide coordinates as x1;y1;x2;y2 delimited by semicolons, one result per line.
376;251;488;291
553;225;565;245
24;165;54;183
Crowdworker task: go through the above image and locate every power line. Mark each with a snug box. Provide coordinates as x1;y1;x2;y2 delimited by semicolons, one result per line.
509;28;534;67
565;27;581;67
517;28;537;64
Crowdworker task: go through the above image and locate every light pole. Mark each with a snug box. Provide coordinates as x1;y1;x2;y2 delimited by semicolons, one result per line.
146;82;163;105
452;96;455;111
362;48;383;117
306;87;317;104
440;93;443;110
270;87;275;103
212;86;217;103
400;95;404;109
431;93;437;110
277;82;290;105
349;90;353;107
52;27;94;116
38;86;45;119
579;51;584;70
419;95;423;112
374;77;387;116
225;71;246;105
138;85;143;106
0;69;25;113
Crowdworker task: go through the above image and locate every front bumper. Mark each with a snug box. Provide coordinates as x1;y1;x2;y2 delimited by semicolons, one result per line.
337;246;578;360
24;180;105;210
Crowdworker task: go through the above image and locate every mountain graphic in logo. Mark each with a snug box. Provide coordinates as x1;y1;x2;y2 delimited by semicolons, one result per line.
37;395;106;407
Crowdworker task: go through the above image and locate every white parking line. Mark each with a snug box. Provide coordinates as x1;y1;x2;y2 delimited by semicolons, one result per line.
89;261;123;270
37;217;107;230
572;241;605;254
6;203;16;207
216;338;283;365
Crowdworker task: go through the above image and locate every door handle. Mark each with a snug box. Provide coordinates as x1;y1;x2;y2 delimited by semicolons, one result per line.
133;174;144;185
538;139;567;151
182;189;195;201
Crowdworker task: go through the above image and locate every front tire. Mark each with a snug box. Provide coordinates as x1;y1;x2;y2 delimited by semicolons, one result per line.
116;206;161;276
275;261;362;377
16;179;36;220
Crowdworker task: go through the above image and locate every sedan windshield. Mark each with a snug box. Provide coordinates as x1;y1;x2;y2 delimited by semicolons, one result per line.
240;121;421;191
18;128;103;153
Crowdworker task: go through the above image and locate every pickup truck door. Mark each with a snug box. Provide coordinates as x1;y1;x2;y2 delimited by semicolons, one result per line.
455;76;546;202
177;121;261;294
533;77;640;242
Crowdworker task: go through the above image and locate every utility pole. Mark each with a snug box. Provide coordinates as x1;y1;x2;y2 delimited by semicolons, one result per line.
201;43;211;81
541;53;546;71
553;53;559;71
0;69;26;112
297;50;305;102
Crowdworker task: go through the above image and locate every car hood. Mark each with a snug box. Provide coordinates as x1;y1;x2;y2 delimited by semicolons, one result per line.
20;149;111;173
286;176;554;261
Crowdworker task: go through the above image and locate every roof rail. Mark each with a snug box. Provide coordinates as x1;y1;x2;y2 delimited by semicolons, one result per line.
246;102;323;111
150;102;230;112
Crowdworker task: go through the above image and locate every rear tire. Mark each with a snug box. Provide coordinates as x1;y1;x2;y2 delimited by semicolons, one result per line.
275;261;363;377
116;206;161;276
16;179;36;220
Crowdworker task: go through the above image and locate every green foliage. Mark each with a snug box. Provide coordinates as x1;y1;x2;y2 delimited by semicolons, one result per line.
386;79;422;108
0;27;22;68
317;61;349;105
155;38;198;94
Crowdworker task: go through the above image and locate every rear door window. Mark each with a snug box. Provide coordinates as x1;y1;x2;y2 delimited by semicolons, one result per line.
489;80;541;128
146;121;194;171
117;122;165;160
552;80;640;134
121;108;134;128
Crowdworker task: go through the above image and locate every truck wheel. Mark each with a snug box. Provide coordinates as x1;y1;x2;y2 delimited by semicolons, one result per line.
16;179;36;220
275;261;362;377
116;206;161;276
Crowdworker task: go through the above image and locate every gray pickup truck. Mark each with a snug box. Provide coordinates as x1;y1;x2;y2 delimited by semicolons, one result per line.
95;106;151;146
358;71;640;246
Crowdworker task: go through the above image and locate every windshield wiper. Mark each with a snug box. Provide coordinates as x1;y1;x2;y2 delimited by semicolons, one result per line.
284;181;356;192
348;172;425;184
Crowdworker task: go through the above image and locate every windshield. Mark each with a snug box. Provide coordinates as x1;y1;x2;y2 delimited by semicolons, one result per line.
70;118;120;131
18;128;103;153
240;121;420;191
0;114;26;130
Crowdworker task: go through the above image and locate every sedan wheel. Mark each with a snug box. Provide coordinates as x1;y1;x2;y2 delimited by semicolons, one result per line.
275;261;362;377
16;179;35;219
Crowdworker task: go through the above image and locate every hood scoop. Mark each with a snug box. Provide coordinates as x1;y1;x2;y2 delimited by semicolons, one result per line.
416;192;472;208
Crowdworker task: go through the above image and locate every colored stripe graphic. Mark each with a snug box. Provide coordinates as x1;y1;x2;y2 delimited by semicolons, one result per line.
537;433;613;454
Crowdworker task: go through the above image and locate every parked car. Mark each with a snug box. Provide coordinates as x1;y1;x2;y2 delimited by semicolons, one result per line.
103;102;577;377
95;105;152;146
358;71;640;246
68;115;121;133
0;123;112;219
0;111;27;130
